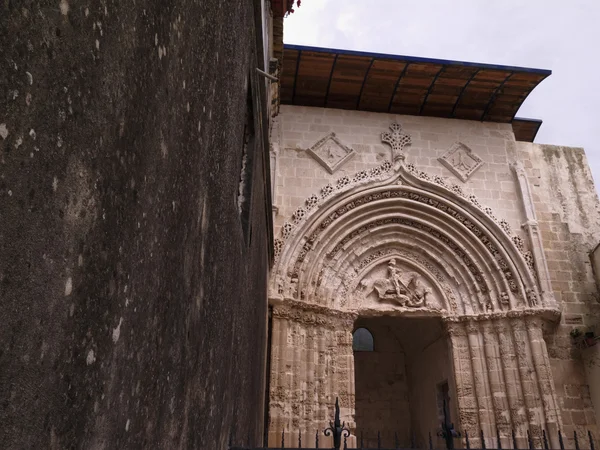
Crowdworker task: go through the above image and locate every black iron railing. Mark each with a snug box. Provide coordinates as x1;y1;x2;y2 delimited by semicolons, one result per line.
230;397;597;450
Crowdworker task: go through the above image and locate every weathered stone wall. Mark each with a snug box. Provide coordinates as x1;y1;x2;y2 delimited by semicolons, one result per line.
0;1;271;448
270;105;600;447
409;335;455;449
267;305;355;447
272;105;523;240
354;322;411;447
517;142;600;440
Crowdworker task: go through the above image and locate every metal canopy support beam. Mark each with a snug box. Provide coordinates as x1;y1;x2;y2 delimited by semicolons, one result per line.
291;50;302;104
356;58;375;109
451;68;481;118
387;63;410;113
419;66;445;116
324;54;339;107
480;72;513;121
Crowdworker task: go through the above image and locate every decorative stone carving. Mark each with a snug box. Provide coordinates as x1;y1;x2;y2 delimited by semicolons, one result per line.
381;122;411;162
307;132;356;174
500;292;510;307
511;161;555;307
526;288;539;307
438;142;483;182
363;259;431;307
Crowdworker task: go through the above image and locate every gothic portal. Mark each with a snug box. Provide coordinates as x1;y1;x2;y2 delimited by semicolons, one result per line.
266;45;600;450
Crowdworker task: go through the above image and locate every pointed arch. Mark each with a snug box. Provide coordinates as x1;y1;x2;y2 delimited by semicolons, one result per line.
271;163;540;317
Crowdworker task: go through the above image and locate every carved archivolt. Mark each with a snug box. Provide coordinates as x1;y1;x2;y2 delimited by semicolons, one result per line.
271;122;557;319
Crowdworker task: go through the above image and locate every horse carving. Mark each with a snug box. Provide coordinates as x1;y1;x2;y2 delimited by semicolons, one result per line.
367;259;431;307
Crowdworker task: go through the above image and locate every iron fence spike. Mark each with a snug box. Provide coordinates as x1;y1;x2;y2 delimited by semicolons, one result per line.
558;429;564;450
574;430;580;450
527;429;533;450
543;429;549;450
481;429;486;450
589;430;595;450
281;429;285;449
497;428;502;450
465;430;471;450
316;429;319;449
512;429;518;450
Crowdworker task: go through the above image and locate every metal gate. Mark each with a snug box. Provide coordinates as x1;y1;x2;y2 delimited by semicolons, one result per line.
229;398;596;450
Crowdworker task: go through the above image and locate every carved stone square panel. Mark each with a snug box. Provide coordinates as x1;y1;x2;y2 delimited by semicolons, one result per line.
307;132;356;174
438;142;483;182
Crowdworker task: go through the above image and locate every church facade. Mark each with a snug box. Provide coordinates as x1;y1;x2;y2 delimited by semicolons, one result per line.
265;45;600;448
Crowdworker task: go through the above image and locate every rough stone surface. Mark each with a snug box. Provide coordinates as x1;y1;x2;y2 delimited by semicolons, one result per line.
0;1;271;448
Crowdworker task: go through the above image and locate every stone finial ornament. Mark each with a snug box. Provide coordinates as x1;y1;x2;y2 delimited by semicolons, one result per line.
381;122;411;162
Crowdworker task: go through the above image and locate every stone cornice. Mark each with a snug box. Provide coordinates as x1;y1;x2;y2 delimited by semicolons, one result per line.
269;295;561;325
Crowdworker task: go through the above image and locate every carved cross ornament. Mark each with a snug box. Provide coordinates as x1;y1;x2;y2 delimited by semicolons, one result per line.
307;132;356;174
381;122;412;162
439;142;483;182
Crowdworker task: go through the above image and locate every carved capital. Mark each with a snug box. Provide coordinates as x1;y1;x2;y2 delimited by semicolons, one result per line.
465;321;480;334
444;321;467;337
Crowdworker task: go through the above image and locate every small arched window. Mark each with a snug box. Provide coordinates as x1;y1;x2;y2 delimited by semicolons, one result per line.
352;328;374;352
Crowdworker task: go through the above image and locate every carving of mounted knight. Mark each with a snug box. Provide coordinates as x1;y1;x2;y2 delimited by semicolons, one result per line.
362;259;432;308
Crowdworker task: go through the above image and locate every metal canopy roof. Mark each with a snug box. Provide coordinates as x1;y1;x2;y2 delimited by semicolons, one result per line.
280;44;550;142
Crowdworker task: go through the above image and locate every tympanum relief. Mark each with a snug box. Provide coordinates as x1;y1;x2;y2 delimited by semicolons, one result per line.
358;258;442;313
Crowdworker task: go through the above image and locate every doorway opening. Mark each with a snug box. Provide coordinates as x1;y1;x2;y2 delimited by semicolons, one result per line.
353;316;456;449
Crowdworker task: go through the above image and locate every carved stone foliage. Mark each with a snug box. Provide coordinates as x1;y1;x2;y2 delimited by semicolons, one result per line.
439;142;483;182
363;258;431;308
382;122;411;162
307;132;356;174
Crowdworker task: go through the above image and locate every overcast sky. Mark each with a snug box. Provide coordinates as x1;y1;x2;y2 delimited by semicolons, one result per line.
284;0;600;188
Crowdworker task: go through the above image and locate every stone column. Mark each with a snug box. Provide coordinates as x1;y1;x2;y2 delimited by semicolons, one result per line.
511;161;555;307
448;316;562;449
511;316;545;447
465;321;496;447
267;304;356;448
481;320;513;447
446;321;482;447
527;317;562;449
510;316;562;448
267;310;291;446
495;319;529;445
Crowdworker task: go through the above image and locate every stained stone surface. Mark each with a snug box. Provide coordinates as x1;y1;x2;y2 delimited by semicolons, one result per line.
0;1;271;448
